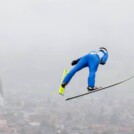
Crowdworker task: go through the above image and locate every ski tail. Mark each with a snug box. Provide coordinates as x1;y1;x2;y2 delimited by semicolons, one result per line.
61;69;69;82
66;75;134;101
58;69;69;95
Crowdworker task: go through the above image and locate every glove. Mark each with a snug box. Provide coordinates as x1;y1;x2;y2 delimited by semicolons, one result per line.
71;58;80;66
100;62;105;65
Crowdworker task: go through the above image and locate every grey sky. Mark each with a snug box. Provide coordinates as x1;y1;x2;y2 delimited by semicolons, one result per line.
0;0;134;91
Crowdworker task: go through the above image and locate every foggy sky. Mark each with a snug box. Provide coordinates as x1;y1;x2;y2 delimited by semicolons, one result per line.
0;0;134;92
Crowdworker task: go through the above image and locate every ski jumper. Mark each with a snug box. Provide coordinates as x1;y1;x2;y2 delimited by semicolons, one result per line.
63;50;108;88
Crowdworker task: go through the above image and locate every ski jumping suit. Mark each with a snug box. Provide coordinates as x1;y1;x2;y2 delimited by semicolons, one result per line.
63;50;108;88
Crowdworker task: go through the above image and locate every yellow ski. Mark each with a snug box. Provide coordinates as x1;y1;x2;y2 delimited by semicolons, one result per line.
58;69;69;95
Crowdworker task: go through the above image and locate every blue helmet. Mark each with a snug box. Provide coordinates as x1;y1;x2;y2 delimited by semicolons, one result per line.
99;47;108;65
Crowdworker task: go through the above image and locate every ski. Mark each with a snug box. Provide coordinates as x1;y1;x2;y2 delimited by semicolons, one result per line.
58;69;69;95
65;75;134;101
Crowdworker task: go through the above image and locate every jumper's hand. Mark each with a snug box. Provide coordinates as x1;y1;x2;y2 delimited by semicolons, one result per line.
71;60;78;66
71;58;80;66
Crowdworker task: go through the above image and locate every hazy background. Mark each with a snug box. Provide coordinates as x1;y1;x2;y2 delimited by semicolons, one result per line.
0;0;134;91
0;0;134;133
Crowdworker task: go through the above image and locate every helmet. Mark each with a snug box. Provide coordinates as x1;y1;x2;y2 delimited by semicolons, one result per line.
99;47;108;53
99;47;108;65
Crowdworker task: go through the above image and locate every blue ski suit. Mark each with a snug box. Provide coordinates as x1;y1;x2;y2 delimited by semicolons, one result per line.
63;50;108;88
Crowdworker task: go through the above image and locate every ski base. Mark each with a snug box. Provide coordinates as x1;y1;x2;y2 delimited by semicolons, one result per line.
65;87;103;101
65;76;134;101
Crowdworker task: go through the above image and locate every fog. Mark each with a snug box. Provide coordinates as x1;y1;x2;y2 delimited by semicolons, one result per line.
0;0;134;133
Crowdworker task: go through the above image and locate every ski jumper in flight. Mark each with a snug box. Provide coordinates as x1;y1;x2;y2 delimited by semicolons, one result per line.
59;47;108;95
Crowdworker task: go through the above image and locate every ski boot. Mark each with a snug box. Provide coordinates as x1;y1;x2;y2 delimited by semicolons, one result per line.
87;87;98;92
